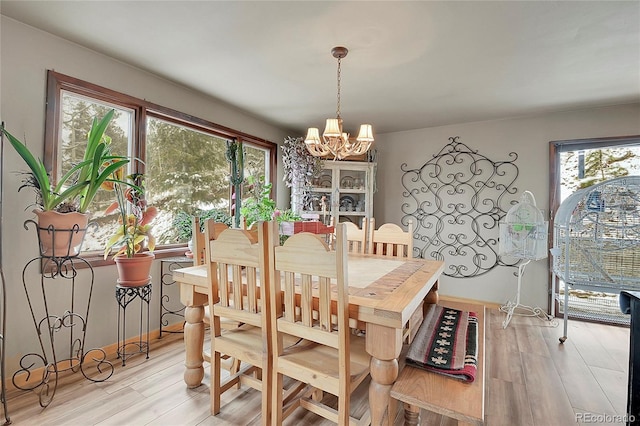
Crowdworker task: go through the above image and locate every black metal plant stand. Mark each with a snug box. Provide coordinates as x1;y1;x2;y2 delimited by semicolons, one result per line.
1;121;12;424
159;257;191;337
12;220;113;408
0;268;10;425
116;281;151;366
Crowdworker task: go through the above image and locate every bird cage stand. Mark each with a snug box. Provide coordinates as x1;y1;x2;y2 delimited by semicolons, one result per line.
499;191;555;329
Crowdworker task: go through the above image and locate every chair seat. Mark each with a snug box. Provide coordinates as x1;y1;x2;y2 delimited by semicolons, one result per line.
278;333;370;395
215;323;263;361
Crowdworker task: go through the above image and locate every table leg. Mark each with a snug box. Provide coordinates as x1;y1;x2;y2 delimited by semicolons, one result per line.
183;304;205;388
367;323;402;426
425;280;439;305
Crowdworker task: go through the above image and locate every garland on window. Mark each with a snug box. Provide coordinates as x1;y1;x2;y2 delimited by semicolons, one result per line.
226;138;244;228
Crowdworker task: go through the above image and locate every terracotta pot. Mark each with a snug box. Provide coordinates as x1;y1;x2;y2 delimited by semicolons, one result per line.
114;252;154;287
33;210;89;257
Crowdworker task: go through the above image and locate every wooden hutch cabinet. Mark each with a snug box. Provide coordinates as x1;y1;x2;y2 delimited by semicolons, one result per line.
303;160;376;228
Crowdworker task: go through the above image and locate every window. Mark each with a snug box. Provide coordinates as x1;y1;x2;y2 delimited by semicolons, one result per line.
45;71;277;265
549;135;640;323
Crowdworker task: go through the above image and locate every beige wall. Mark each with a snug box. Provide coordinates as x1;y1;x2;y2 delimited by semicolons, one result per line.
0;17;294;373
374;103;640;309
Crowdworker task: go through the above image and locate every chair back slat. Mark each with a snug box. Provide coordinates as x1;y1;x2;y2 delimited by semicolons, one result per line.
369;218;414;258
231;264;243;311
246;267;257;313
218;261;229;306
283;271;296;322
318;276;332;332
301;273;313;327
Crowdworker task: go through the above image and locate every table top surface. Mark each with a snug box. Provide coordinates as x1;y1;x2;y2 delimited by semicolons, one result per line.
174;254;444;328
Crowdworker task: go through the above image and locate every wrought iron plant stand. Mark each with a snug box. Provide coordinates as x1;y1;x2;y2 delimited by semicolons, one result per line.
159;256;191;337
12;221;113;407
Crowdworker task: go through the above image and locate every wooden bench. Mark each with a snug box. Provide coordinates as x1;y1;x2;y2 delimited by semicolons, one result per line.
390;300;486;425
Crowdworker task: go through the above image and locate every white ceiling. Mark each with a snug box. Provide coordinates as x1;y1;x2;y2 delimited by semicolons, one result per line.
1;1;639;136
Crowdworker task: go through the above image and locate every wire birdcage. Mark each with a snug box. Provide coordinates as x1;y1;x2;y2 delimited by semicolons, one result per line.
551;176;640;342
498;191;552;328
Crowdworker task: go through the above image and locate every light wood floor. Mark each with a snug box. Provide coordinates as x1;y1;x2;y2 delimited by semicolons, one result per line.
3;307;629;425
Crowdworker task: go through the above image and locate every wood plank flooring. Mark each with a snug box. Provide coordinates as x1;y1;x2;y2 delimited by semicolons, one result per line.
3;307;630;425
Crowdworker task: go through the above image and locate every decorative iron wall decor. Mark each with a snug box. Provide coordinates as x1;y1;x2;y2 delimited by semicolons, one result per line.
401;137;520;278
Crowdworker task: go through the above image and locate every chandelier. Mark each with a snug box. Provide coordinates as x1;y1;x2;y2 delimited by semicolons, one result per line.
305;46;374;160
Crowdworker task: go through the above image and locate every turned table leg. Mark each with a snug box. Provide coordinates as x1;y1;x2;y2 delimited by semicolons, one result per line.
403;404;420;426
367;323;402;426
183;304;205;388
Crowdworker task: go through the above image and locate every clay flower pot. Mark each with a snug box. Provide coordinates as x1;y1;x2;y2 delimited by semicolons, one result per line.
34;210;89;257
114;252;154;287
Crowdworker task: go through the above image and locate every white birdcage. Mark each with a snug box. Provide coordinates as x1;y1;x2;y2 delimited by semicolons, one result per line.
551;175;640;342
498;191;553;329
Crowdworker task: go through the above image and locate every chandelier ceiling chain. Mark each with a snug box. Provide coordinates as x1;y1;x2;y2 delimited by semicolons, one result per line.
305;46;374;160
335;54;341;119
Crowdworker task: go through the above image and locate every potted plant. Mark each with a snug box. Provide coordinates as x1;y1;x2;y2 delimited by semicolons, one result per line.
240;175;301;244
103;171;157;287
1;109;130;256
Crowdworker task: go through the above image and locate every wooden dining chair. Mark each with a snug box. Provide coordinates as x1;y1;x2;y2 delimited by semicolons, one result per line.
196;219;244;382
206;221;273;417
368;218;419;344
331;218;369;254
268;222;371;425
191;216;207;266
368;218;414;258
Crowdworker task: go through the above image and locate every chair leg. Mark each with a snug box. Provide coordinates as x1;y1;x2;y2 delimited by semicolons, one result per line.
403;403;420;426
338;390;349;426
272;372;284;425
211;352;222;415
231;358;242;389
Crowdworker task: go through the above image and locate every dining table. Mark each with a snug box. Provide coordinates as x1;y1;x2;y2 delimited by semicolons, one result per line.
173;253;444;426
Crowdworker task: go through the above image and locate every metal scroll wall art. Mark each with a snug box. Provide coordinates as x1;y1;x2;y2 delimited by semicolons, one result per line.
401;137;520;278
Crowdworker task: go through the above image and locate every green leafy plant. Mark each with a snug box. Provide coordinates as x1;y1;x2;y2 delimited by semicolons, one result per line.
172;209;233;242
240;175;301;245
1;109;130;213
240;175;276;228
